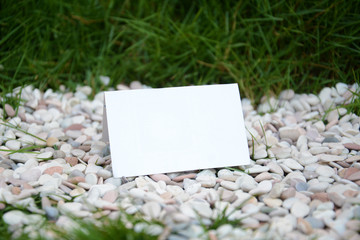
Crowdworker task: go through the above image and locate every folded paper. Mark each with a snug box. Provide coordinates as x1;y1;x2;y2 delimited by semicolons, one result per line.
103;83;250;177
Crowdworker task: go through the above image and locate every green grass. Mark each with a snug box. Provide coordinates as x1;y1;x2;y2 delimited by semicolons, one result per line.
1;0;359;105
1;0;360;238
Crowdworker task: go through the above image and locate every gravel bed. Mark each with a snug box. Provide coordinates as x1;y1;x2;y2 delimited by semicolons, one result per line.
0;82;360;240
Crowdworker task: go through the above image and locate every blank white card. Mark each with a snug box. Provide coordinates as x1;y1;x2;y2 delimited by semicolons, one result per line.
104;83;250;177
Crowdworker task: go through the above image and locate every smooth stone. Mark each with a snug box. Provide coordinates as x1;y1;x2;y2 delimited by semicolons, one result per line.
69;188;86;197
312;209;335;221
344;143;360;151
71;149;85;159
269;215;296;236
279;127;301;141
172;173;197;182
319;87;332;104
297;218;313;234
60;143;72;154
97;169;112;179
318;154;346;162
328;192;345;207
279;89;295;100
6;140;21;150
336;82;348;95
305;216;325;229
53;150;66;159
347;171;360;181
254;172;272;182
184;182;201;195
263;198;282;208
269;208;289;217
306;94;320;105
69;141;81;148
150;174;171;183
282;158;304;170
249;180;272;195
46;137;59;147
192;202;213;218
309;147;329;155
141;201;161;219
43;166;63;175
236;174;258;192
267;162;284;176
37;151;53;159
65;157;78;166
69;169;85;178
5;104;16;117
85;173;98;185
346;156;360;163
217;169;238;181
316;165;335;178
103;190;118;203
129;188;146;199
283;197;297;209
20;168;41;182
44;206;59;220
3;210;26;225
130;81;143;89
291;201;310;218
220;180;239;191
268;183;285;198
311;192;329;202
68;176;85;184
197;169;216;178
308;182;329;193
66;130;82;139
85;164;102;174
322;137;340;143
313;121;325;132
253;149;268;159
295;182;308;192
116;84;130;90
89;184;116;197
60;202;83;213
196;175;216;188
281;188;296;200
246;166;270;174
101;145;111;157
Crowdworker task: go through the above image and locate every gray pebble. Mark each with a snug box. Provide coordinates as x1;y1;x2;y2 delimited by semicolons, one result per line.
295;182;308;192
69;169;85;178
304;216;324;229
101;144;111;157
354;206;360;219
0;159;15;169
45;206;59;221
322;137;340;143
69;141;81;148
53;150;66;159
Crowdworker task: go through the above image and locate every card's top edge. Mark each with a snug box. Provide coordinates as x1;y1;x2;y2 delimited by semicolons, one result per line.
104;83;239;94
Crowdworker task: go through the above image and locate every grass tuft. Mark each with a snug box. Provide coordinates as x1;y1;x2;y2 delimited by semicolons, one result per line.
1;0;359;105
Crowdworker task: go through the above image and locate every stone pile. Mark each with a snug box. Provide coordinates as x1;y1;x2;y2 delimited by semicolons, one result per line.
0;82;359;240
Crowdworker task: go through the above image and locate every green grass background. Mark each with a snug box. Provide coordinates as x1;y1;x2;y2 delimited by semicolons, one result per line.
1;0;359;104
1;0;360;239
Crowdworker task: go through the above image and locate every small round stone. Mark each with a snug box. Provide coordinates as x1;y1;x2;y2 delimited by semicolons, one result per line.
4;104;16;117
316;165;335;178
46;137;59;147
37;151;53;159
291;201;310;218
71;149;86;159
150;174;171;182
44;166;63;175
